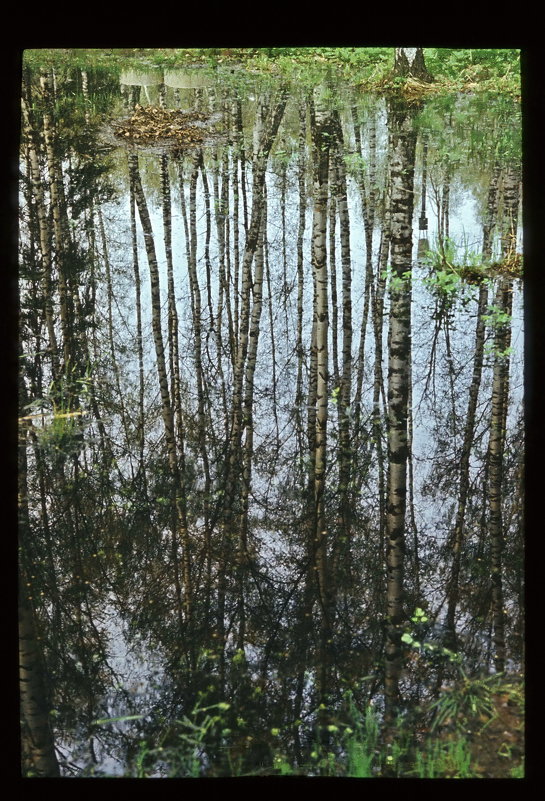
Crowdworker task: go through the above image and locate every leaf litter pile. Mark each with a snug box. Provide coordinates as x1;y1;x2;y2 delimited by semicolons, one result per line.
113;104;215;149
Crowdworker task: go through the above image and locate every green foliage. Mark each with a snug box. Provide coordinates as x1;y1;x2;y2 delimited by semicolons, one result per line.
483;303;511;330
401;630;462;667
423;268;462;297
23;48;520;97
20;363;94;458
412;737;474;778
428;671;501;733
483;301;513;359
85;678;524;778
484;342;513;360
343;693;380;777
421;235;461;273
411;607;429;624
95;697;232;778
22;400;87;458
271;753;294;775
510;761;524;778
423;49;520;95
342;151;367;177
381;266;412;292
421;236;489;312
424;49;519;80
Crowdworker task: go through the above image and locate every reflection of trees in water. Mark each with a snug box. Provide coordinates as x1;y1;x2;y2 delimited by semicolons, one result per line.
383;97;418;726
18;64;523;776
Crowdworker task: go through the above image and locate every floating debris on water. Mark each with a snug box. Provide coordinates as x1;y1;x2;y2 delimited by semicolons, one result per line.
111;104;220;149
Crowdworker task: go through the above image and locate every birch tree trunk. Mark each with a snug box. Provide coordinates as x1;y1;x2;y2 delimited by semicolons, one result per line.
129;151;192;633
19;423;60;777
129;153;147;486
384;99;417;723
19;585;60;777
295;101;308;460
20;83;59;379
487;164;520;673
333;113;353;554
221;92;286;655
237;201;266;649
40;70;75;378
393;47;433;82
310;91;333;721
351;102;377;443
185;150;214;628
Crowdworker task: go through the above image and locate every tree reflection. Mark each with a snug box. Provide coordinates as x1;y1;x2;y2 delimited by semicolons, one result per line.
18;60;523;776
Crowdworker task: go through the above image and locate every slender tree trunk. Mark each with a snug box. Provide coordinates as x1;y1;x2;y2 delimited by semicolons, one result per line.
487;164;519;672
20;84;59;379
295;101;308;459
310;91;333;722
329;189;339;387
384;99;417;723
129;151;192;631
265;228;281;450
40;70;75;379
231;101;243;340
351;102;378;449
19;584;61;777
488;282;510;674
445;163;501;648
237;199;266;649
19;425;60;777
212;145;236;371
221;93;287;655
197;156;215;333
98;208;134;476
128;154;147;487
370;194;391;566
186;151;215;629
333;113;353;556
186;151;212;495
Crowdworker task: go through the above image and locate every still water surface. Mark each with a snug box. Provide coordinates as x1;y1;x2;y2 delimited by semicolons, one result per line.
19;59;523;776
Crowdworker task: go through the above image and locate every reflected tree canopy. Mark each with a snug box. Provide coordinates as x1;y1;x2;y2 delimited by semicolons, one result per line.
18;55;523;777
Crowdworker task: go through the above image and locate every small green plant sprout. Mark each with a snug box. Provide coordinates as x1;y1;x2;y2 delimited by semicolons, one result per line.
484;342;513;359
483;303;513;358
402;609;462;665
381;266;412;291
330;386;340;405
483;303;511;330
273;753;293;775
422;235;459;272
342;151;367;177
411;607;429;624
423;267;461;296
401;631;422;649
424;234;486;282
401;631;461;664
231;648;246;665
311;749;338;776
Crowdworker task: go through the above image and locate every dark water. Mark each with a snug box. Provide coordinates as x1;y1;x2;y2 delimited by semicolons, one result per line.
18;58;523;776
